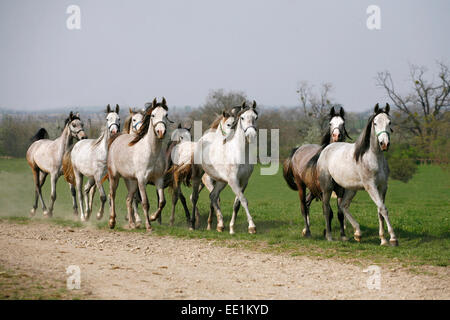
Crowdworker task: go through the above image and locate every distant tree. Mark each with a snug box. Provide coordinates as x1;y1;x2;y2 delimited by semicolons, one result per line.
376;62;450;141
190;89;248;127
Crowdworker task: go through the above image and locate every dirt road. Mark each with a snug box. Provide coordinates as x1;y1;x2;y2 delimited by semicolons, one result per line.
0;220;448;299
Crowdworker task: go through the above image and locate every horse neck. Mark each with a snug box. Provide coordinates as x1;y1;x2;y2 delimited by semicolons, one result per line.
143;120;163;154
54;125;71;161
98;127;110;151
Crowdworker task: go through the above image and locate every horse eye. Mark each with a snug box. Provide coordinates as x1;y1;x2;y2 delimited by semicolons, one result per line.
151;114;155;118
241;117;244;120
227;124;231;127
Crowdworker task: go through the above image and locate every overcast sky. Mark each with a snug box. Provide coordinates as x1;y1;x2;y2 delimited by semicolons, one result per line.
0;0;449;112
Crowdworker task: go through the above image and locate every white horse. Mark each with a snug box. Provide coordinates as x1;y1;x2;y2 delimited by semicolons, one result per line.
316;103;398;246
63;104;120;221
188;101;258;234
27;112;87;217
107;98;170;231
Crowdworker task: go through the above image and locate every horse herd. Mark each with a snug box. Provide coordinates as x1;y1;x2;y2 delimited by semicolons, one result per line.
26;98;398;246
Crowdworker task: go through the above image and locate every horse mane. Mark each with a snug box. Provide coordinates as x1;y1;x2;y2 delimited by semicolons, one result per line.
210;115;226;129
354;110;387;162
129;102;167;146
30;128;49;142
92;126;107;148
108;132;123;149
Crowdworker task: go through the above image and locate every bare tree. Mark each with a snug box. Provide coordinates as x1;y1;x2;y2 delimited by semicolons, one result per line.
190;89;248;127
376;62;450;140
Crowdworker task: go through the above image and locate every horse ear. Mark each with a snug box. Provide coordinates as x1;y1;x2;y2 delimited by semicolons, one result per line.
69;111;73;120
152;98;157;108
76;112;80;118
241;101;246;108
385;103;390;114
329;106;336;117
252;100;257;109
162;97;167;106
177;123;182;129
222;110;227;117
129;107;133;114
374;103;380;113
339;107;345;118
115;104;120;113
106;104;111;113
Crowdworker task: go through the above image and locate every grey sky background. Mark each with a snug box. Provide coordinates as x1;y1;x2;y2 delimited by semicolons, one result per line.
0;0;449;112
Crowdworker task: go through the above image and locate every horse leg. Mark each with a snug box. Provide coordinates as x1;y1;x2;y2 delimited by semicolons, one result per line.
365;183;398;246
83;177;95;220
190;170;202;230
305;192;314;229
169;187;178;226
75;171;85;221
298;184;311;237
108;174;119;229
209;181;227;232
30;167;41;216
321;189;333;241
44;173;58;218
228;179;255;234
229;181;248;235
337;197;348;241
153;189;163;225
133;191;142;228
207;201;214;231
338;190;361;242
95;175;107;220
178;188;191;225
69;183;78;216
137;179;151;232
124;179;138;229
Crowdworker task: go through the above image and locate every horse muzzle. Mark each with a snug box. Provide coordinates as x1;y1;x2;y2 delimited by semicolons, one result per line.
379;141;390;151
331;128;342;142
78;131;88;140
154;121;166;139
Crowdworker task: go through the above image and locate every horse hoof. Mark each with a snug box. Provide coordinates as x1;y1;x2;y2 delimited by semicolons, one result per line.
230;230;235;235
354;234;362;242
43;210;52;218
149;214;158;222
216;226;224;233
189;227;194;231
30;208;36;217
206;224;212;231
248;227;256;234
302;228;311;238
135;221;141;229
108;219;116;229
390;239;399;247
341;236;349;241
146;227;152;233
380;238;389;246
96;212;103;220
129;222;136;229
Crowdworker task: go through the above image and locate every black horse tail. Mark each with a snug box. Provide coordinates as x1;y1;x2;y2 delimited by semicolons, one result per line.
282;147;299;191
30;128;49;142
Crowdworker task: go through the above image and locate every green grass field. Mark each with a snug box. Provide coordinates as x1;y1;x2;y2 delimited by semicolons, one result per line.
0;158;449;267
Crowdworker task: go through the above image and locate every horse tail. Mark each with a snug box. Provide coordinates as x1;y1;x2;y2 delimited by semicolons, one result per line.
101;173;109;184
172;162;192;188
62;147;75;185
30;128;49;142
282;147;299;191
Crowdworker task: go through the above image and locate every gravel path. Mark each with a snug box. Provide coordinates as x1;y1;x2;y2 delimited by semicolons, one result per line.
0;220;448;299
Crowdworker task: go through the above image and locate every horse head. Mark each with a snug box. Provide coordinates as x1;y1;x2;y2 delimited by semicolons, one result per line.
106;104;120;134
328;106;351;143
145;97;173;139
234;100;258;143
171;123;192;143
66;111;87;140
373;103;392;151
